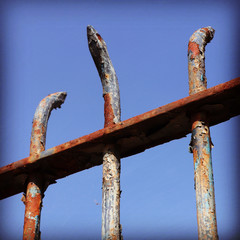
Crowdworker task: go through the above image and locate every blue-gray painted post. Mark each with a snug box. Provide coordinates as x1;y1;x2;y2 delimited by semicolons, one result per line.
87;25;122;240
188;27;218;240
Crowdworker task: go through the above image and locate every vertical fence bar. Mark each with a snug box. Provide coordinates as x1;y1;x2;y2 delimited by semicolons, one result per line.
87;25;122;240
23;92;67;240
188;27;218;240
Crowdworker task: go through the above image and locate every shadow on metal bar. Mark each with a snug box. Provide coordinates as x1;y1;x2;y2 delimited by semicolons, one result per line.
0;78;240;201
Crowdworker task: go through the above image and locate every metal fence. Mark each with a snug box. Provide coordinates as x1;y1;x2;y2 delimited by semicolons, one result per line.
0;26;240;240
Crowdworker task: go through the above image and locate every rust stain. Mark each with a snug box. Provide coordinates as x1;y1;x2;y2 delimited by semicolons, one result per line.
104;93;115;128
23;179;42;240
190;81;218;234
192;144;218;237
23;92;67;240
188;26;218;239
96;33;103;41
188;42;200;59
105;73;110;79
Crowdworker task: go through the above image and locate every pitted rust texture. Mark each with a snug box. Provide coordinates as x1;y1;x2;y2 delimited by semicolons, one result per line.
23;92;67;240
104;93;116;128
191;113;218;239
188;27;215;95
102;146;121;240
87;25;122;240
23;175;43;240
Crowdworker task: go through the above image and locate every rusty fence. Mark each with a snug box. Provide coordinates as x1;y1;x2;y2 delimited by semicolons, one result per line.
0;26;240;240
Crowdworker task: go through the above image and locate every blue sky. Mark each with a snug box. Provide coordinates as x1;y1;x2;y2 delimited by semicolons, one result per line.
0;1;239;239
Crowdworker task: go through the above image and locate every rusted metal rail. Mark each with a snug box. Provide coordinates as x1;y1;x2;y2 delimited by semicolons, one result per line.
87;25;122;240
188;27;218;239
0;77;239;200
22;92;67;240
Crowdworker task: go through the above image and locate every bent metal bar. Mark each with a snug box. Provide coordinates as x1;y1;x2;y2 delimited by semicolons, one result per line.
23;92;67;240
87;25;122;240
188;26;218;239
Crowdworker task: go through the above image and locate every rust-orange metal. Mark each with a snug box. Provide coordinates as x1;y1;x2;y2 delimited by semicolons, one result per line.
23;174;43;240
23;92;67;240
0;78;239;200
188;26;218;239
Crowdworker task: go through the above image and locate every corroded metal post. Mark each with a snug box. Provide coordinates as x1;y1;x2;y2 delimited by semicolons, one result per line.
87;25;122;240
188;27;218;239
23;92;67;240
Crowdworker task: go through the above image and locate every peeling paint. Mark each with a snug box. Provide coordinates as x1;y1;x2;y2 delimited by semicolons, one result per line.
188;26;215;95
87;25;121;127
191;113;218;240
23;177;42;240
102;146;121;240
28;185;41;198
188;27;218;239
87;25;122;240
23;92;67;240
29;92;67;162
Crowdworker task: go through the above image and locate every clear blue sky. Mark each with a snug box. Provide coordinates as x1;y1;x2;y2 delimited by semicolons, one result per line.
0;1;239;239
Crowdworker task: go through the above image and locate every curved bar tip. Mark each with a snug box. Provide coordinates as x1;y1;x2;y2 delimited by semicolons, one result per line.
30;92;67;160
188;27;218;239
23;91;67;240
87;25;121;127
87;25;122;240
188;26;215;95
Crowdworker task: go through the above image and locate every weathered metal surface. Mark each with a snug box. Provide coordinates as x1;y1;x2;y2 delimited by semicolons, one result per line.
88;25;122;240
190;113;218;239
102;145;121;240
188;27;218;239
188;26;215;95
0;78;239;200
29;92;67;161
87;25;120;127
23;92;67;240
23;174;43;240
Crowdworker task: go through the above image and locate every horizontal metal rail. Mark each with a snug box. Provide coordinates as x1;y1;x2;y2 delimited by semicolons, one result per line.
0;77;239;199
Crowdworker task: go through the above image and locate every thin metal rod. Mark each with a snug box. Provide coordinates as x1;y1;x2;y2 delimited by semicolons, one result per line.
23;92;67;240
87;25;122;240
188;26;218;240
